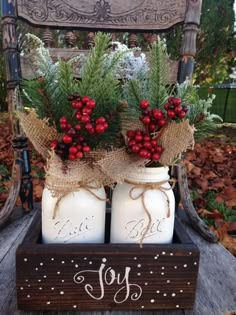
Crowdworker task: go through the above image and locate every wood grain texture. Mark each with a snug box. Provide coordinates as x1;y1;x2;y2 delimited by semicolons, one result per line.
17;0;187;30
16;213;199;311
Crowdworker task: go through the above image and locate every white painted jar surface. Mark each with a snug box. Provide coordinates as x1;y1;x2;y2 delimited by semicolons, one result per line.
110;167;175;244
42;186;106;244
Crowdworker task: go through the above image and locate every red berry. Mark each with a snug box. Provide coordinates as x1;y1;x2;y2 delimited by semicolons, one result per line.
143;141;152;150
59;117;67;124
168;97;174;104
85;123;93;131
95;124;105;134
149;123;156;132
60;123;67;130
155;145;163;153
76;151;83;159
167;110;176;119
128;139;136;146
146;151;151;159
83;145;91;153
135;134;143;142
178;111;186;118
88;127;95;134
82;107;92;115
76;112;82;120
173;97;181;107
86;99;96;109
77;144;82;150
153;109;163;120
72;100;83;109
68;128;76;136
143;135;151;141
81;96;90;104
75;124;82;131
152;153;161;161
151;139;157;146
50;140;58;149
96;117;106;124
142;116;151;125
158;119;167;127
140;100;149;109
62;134;72;144
131;145;140;153
127;130;135;138
81;115;90;123
135;130;142;135
174;105;183;114
68;154;76;161
69;146;78;155
139;149;149;159
103;122;109;130
67;123;72;130
164;103;169;111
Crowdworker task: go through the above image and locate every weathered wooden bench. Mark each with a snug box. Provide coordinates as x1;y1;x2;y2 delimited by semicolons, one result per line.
0;207;235;315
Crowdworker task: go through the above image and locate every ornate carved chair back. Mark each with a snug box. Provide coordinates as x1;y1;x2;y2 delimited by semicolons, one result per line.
1;0;202;226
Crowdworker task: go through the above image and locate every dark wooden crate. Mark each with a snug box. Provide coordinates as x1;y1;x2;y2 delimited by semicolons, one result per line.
16;210;200;311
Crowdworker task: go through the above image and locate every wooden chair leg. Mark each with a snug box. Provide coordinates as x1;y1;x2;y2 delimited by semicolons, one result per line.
177;160;219;243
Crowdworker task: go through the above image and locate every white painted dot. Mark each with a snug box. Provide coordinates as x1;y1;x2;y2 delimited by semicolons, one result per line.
27;295;30;298
35;268;38;271
194;262;198;265
161;267;165;270
51;287;54;290
84;257;87;260
163;293;167;296
51;258;54;261
161;272;165;275
174;266;178;269
20;287;24;290
57;271;61;274
60;291;64;295
134;257;137;260
61;261;65;264
150;299;155;303
27;285;31;287
137;264;141;268
170;253;174;256
102;258;107;263
187;282;191;285
73;305;77;308
62;280;65;283
156;290;160;293
25;280;28;282
137;273;141;276
40;262;43;266
154;255;159;260
71;260;74;263
46;301;51;305
43;275;47;278
162;251;166;255
183;264;188;268
167;280;170;283
145;282;148;286
141;306;144;309
75;264;78;268
176;305;180;308
180;290;183;293
172;293;176;297
89;261;93;265
150;271;153;274
38;279;41;282
24;258;27;262
39;287;42;290
189;252;192;255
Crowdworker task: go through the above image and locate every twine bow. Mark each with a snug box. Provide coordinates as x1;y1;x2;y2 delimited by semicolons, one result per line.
125;179;176;248
52;184;107;219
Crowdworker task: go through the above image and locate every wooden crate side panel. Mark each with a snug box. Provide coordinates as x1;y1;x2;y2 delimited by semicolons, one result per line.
17;0;187;30
16;245;199;311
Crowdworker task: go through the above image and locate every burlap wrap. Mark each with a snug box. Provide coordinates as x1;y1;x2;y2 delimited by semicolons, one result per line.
17;110;194;196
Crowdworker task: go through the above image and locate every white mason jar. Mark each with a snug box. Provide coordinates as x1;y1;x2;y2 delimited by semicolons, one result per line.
42;186;106;244
110;167;175;244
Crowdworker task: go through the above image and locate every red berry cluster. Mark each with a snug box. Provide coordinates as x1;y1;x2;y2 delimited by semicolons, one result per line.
50;94;109;161
127;129;163;161
164;97;188;119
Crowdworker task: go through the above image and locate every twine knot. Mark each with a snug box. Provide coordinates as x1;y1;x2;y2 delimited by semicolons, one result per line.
125;178;176;248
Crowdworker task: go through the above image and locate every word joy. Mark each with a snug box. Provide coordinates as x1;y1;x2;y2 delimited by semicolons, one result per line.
73;261;142;303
